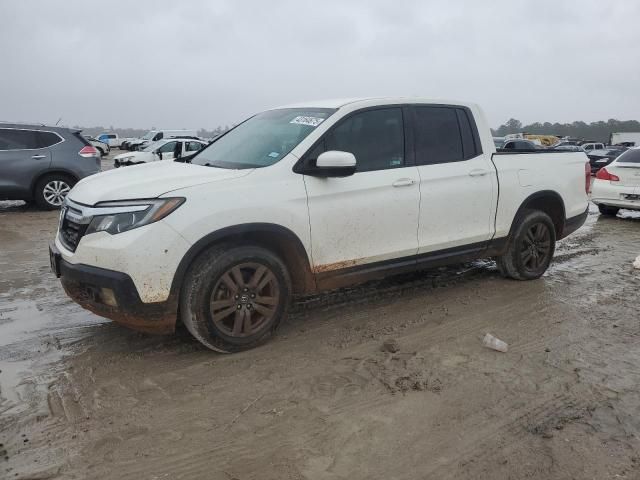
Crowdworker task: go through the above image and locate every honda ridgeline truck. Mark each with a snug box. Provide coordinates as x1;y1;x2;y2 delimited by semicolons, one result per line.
50;98;590;352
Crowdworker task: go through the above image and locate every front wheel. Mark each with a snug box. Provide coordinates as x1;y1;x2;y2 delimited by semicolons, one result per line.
597;204;619;217
497;210;556;280
180;245;291;353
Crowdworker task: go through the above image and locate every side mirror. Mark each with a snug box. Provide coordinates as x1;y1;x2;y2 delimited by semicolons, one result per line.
158;151;163;160
313;151;356;177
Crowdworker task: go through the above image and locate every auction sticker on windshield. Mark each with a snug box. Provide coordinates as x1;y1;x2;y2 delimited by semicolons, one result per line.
290;116;325;127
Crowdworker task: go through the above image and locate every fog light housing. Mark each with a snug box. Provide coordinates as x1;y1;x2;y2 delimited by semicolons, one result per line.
100;288;118;307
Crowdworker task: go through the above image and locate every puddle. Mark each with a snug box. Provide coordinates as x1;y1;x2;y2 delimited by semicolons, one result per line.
0;298;105;413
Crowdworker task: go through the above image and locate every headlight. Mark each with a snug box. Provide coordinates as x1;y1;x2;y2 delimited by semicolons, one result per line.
85;198;185;235
118;156;135;162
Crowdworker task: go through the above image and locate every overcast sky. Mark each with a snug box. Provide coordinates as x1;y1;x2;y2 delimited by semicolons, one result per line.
2;0;639;130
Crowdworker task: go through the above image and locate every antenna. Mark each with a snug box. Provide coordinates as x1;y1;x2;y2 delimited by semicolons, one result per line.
55;117;62;126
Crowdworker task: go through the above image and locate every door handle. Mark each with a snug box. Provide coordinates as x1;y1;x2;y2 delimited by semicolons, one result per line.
392;178;416;187
468;169;489;177
31;155;47;159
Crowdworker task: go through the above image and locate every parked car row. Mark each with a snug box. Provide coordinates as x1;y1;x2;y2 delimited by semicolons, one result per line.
85;135;110;157
587;147;628;173
120;129;199;151
113;137;208;167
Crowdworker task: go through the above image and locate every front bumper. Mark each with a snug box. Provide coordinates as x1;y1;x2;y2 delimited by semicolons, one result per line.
51;242;178;334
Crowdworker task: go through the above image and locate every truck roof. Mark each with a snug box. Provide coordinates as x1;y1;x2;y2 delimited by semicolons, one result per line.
274;97;477;110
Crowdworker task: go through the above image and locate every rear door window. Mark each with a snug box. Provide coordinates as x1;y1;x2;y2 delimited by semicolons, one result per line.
456;109;480;158
0;129;40;150
413;107;464;164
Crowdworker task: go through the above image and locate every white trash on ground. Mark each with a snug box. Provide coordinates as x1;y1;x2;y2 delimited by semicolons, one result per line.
633;255;640;269
483;333;508;352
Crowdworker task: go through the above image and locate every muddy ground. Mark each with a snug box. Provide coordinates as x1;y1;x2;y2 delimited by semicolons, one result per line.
1;153;639;479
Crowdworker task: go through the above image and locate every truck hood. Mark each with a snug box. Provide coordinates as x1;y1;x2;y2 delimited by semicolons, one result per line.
69;161;253;205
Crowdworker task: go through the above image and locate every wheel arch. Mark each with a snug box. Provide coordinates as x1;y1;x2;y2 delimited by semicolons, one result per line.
170;223;316;299
30;169;79;198
509;190;566;239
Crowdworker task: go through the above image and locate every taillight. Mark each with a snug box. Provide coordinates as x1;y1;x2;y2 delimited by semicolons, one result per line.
595;167;619;182
585;161;590;194
79;146;98;158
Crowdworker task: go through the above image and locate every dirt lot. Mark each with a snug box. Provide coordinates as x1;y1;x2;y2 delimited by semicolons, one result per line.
1;153;640;479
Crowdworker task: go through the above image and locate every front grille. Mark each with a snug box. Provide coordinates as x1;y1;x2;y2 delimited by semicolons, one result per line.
59;206;89;252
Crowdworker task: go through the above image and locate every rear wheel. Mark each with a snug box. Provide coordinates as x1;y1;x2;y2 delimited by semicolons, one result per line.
180;245;291;353
34;174;75;210
497;210;556;280
597;204;619;216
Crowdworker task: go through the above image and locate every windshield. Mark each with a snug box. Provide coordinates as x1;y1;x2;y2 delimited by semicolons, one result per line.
141;131;157;141
192;108;336;169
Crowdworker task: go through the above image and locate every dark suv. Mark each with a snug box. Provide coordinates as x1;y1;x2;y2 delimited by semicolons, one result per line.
0;124;101;209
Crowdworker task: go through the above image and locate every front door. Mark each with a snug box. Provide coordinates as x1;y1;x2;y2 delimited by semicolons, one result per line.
303;107;420;272
410;106;496;254
156;140;180;161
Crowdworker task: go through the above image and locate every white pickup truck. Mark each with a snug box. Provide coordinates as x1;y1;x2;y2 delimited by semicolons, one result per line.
96;133;129;149
49;98;590;352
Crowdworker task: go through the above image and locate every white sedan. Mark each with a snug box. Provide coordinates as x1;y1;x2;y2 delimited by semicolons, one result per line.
114;138;208;167
591;147;640;216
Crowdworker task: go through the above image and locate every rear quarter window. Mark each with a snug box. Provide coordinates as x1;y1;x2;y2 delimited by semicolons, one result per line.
36;131;62;148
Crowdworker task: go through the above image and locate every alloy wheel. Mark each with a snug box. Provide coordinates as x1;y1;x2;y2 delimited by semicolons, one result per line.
209;262;281;337
520;223;551;271
43;180;71;207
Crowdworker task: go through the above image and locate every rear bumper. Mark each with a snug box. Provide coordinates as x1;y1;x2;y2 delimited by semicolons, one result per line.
560;207;588;239
54;244;178;334
591;180;640;210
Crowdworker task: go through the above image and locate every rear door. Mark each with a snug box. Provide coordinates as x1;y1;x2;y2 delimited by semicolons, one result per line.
303;106;420;270
0;128;54;197
411;106;497;254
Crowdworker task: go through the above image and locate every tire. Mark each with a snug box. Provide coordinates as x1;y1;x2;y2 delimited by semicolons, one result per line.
34;174;76;210
180;244;291;353
496;210;556;281
598;204;619;216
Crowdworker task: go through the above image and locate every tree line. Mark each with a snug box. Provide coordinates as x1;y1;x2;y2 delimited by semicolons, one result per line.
492;118;640;143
